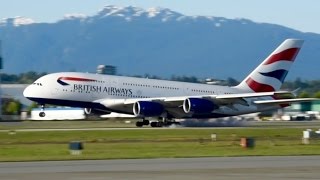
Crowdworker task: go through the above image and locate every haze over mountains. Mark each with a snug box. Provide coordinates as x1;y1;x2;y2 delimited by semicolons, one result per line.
0;5;319;80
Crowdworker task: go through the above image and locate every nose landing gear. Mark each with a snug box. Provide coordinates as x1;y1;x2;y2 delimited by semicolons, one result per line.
39;112;46;117
39;104;46;117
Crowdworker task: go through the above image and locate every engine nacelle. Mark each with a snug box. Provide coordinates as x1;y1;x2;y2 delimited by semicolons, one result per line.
133;101;164;117
84;108;92;114
183;98;217;114
84;108;110;116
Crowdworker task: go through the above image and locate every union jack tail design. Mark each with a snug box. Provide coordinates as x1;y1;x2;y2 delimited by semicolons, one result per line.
236;39;304;92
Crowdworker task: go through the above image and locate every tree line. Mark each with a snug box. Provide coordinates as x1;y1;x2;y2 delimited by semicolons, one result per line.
0;72;320;115
1;71;320;95
1;71;47;84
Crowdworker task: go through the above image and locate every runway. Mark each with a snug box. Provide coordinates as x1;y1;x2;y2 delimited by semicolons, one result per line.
2;120;320;132
1;120;320;132
1;156;319;180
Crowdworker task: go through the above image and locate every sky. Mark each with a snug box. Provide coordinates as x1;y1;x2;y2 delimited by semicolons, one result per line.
0;0;320;34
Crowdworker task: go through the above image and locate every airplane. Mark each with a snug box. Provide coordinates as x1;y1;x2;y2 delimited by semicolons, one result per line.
23;39;318;127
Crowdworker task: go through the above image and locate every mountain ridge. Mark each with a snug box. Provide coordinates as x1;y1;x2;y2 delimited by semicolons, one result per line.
0;5;319;80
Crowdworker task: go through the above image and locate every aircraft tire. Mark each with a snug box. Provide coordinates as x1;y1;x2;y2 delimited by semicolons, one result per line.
143;120;150;126
150;121;158;127
39;112;46;117
136;121;144;127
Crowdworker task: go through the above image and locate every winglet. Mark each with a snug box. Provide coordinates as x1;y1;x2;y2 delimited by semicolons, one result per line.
292;88;301;97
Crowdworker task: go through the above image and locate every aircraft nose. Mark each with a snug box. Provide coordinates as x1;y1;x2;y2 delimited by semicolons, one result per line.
23;85;32;98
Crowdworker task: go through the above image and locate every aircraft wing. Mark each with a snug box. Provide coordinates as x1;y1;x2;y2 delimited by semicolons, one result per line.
254;98;319;105
100;91;292;106
97;90;307;117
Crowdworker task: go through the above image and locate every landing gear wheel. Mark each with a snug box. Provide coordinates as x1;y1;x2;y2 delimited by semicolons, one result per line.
143;120;150;126
136;121;144;127
39;104;46;117
173;122;181;125
150;121;158;127
39;112;46;117
150;121;163;127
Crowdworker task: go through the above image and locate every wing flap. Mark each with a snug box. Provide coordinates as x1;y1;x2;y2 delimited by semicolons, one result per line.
254;98;319;105
215;91;293;99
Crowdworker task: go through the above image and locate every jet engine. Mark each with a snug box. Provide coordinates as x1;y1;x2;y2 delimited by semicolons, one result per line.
183;98;217;114
133;101;164;117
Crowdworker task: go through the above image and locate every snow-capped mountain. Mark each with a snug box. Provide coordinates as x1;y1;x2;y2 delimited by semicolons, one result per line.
0;16;35;27
0;5;320;80
94;5;183;21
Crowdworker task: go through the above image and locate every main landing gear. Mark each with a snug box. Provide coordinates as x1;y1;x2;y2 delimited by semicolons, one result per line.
135;117;180;128
135;118;150;127
39;104;46;117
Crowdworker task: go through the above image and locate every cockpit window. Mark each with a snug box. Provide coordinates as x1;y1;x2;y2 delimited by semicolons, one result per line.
33;82;43;86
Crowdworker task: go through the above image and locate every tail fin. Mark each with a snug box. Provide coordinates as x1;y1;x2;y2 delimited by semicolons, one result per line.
236;39;304;92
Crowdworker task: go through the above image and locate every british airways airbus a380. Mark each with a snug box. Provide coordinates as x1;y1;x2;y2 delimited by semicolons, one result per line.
23;39;317;127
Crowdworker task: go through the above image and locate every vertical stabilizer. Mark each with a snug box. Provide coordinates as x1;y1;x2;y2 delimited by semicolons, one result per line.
236;39;304;92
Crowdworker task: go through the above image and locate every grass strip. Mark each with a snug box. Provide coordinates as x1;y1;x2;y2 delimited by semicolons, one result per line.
0;128;319;161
